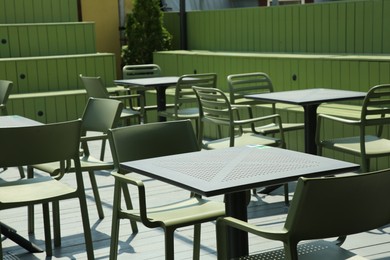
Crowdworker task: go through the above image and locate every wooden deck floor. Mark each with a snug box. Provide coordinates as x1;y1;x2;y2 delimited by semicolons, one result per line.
2;140;390;260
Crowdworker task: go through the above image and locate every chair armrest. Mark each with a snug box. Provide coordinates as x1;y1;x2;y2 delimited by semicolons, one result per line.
109;94;140;100
315;114;362;146
216;216;288;259
81;133;108;142
218;216;288;241
317;113;361;125
111;172;149;224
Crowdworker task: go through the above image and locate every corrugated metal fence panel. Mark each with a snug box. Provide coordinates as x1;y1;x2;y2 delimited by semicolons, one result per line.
0;22;96;58
0;0;78;23
165;0;390;55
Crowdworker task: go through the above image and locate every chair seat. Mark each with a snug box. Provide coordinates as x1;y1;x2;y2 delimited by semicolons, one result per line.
237;240;367;260
122;197;225;227
159;107;199;119
33;156;113;177
121;107;141;118
203;133;281;150
246;122;304;135
0;176;75;206
321;135;390;156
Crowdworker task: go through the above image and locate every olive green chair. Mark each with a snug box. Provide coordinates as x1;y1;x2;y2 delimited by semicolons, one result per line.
80;74;141;161
228;72;304;136
0;80;13;116
192;85;285;150
193;85;288;203
28;98;122;245
0;120;94;259
108;120;225;260
216;169;390;260
0;80;21;176
316;84;390;172
158;73;217;139
122;64;174;123
80;74;141;125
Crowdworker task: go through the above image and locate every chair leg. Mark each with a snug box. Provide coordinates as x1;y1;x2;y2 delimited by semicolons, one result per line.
121;183;138;233
284;183;289;206
193;224;201;260
110;180;125;260
42;203;52;257
18;166;25;178
78;192;95;260
0;224;3;259
100;139;106;161
27;166;34;234
53;201;61;247
164;228;175;260
88;170;104;219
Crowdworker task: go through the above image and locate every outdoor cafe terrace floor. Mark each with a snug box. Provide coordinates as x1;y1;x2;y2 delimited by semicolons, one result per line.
1;138;390;260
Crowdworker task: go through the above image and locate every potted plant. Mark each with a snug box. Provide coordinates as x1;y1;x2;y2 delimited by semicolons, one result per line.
122;0;172;65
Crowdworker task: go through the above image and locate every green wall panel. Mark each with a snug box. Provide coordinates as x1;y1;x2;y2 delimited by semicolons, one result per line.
0;0;78;23
0;23;96;58
164;0;390;55
0;53;116;94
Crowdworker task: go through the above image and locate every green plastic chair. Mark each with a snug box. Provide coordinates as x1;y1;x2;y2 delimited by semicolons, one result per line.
80;74;141;125
192;85;288;203
28;98;122;245
122;64;174;123
0;120;94;259
0;80;21;176
228;72;304;135
216;169;390;260
108;120;226;260
192;85;285;150
316;84;390;172
0;80;13;116
158;73;217;138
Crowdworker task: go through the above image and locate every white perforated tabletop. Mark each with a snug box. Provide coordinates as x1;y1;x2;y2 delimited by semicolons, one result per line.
122;145;359;258
122;145;359;197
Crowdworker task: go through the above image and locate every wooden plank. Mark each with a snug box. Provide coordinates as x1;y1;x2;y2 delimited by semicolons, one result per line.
7;26;20;57
27;26;40;56
354;1;365;53
18;27;30;57
337;2;347;53
329;3;339;53
0;26;10;57
382;0;390;53
346;4;356;53
37;25;49;56
363;1;374;53
298;5;307;53
372;0;382;53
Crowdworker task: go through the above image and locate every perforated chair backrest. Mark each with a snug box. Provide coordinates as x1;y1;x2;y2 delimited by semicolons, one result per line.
80;75;109;99
81;98;123;133
108;120;199;168
122;64;161;79
228;72;274;107
0;120;82;168
285;170;390;241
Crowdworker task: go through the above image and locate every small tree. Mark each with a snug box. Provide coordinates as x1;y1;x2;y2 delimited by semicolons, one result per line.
122;0;172;65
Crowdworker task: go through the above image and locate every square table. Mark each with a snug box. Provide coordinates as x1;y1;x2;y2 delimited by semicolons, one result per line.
246;88;367;154
114;76;181;121
121;145;359;258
